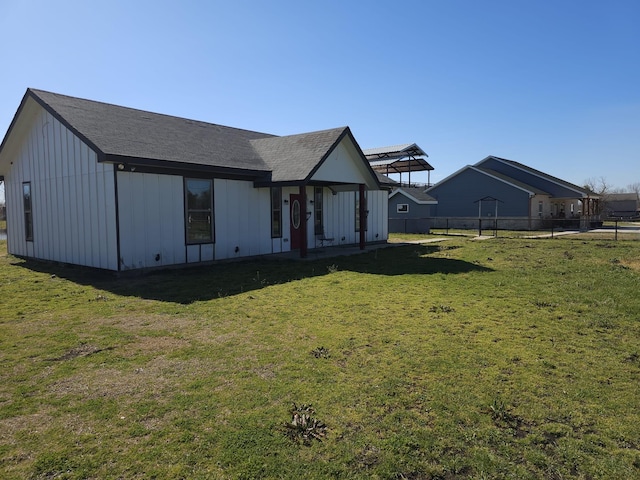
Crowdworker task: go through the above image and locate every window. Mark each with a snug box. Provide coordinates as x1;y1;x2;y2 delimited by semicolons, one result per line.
355;191;368;232
185;178;213;243
23;182;33;241
538;201;543;217
314;187;323;235
271;187;282;238
397;203;409;213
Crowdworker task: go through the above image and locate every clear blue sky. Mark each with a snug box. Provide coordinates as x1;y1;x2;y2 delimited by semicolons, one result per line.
1;0;639;200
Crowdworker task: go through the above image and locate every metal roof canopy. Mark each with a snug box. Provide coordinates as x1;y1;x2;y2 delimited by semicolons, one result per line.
363;143;432;185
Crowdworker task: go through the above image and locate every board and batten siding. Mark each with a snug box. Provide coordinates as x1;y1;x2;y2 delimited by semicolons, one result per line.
4;108;117;270
214;179;274;260
117;176;283;267
317;188;388;246
309;140;387;244
116;171;186;270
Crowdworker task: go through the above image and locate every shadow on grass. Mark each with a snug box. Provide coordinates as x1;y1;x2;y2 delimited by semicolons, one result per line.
14;244;492;304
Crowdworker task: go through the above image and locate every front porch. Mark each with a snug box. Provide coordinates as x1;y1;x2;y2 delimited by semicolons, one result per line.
541;196;602;230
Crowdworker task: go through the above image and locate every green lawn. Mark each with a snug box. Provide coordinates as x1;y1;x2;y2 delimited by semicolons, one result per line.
1;237;639;479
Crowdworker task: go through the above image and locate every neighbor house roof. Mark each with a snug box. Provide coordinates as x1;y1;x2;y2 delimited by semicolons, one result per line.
605;193;639;202
0;89;380;187
375;172;399;187
390;186;437;204
479;156;593;197
427;164;546;196
473;166;549;195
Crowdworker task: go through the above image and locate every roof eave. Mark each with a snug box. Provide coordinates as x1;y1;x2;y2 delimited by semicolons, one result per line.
107;154;270;179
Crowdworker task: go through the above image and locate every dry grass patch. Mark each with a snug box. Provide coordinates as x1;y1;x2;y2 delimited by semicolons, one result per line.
621;257;640;271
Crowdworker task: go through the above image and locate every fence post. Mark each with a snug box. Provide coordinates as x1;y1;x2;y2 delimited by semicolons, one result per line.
478;218;482;237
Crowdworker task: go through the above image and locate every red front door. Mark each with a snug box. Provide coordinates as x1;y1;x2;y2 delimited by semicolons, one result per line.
290;194;302;249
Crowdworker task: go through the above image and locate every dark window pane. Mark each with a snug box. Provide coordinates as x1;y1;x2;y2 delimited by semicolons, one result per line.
185;179;213;243
24;212;33;240
187;211;211;242
314;187;323;235
272;210;281;237
23;182;33;241
187;179;212;210
271;187;282;238
23;183;31;211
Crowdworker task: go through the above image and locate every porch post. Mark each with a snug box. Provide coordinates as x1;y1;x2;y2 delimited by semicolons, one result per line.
299;185;307;258
359;184;366;250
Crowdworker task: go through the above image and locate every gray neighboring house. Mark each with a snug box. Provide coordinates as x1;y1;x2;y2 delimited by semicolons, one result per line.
426;156;600;230
388;187;438;233
602;193;640;218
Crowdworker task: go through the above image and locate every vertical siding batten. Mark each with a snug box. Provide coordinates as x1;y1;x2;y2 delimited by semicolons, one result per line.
10;110;118;268
117;171;185;270
113;169;122;271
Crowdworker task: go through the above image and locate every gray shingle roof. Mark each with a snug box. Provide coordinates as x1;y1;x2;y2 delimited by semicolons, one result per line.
0;89;381;187
603;193;638;202
376;172;398;186
392;186;437;203
485;156;592;196
251;127;348;182
29;89;274;173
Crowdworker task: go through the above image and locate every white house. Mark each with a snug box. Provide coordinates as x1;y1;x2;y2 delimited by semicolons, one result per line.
0;89;388;271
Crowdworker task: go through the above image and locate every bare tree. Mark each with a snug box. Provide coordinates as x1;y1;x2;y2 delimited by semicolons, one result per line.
626;182;640;196
583;176;613;196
